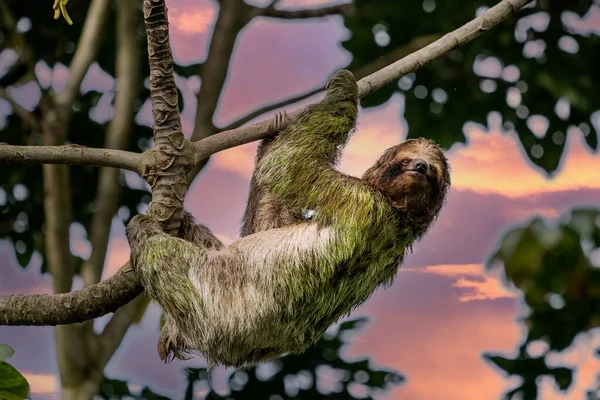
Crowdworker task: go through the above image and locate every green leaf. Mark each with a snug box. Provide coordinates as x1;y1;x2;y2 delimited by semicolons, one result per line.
0;344;15;361
551;367;573;391
0;361;31;400
484;354;514;374
338;317;368;332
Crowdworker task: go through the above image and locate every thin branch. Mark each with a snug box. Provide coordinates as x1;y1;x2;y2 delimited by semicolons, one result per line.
193;0;532;162
0;88;41;132
258;3;354;19
191;0;247;142
82;0;142;376
54;0;111;108
219;33;441;133
97;295;147;367
357;0;527;98
0;144;142;172
0;0;35;70
81;0;141;288
352;33;442;80
0;0;533;326
187;0;249;183
220;86;323;132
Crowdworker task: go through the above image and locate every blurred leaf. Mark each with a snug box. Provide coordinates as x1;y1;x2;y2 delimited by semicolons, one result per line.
0;344;15;362
0;360;31;400
486;208;600;398
182;318;404;399
342;0;599;170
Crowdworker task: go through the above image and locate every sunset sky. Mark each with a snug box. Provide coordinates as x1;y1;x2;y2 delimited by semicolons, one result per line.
1;0;600;399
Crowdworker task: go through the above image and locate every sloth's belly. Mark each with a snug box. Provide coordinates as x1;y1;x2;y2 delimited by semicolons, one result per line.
205;313;334;368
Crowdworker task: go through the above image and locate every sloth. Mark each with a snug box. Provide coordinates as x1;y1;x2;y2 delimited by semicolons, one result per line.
126;69;451;368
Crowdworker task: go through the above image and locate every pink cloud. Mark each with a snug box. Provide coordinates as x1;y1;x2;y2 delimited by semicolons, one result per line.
348;297;522;400
102;236;131;279
210;93;600;202
170;3;216;35
447;128;600;196
211;142;258;179
21;373;59;397
408;263;517;302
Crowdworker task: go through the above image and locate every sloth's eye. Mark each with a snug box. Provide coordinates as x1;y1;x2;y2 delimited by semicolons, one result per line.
401;158;411;166
430;166;437;175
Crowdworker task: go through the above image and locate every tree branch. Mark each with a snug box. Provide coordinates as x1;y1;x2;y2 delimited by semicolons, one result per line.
81;0;142;288
0;0;533;326
54;0;111;108
143;0;188;234
0;0;35;71
258;3;354;19
0;266;140;325
191;0;247;143
219;33;441;133
186;0;249;183
220;86;323;132
97;295;147;366
352;33;442;80
0;88;41;132
0;144;142;172
192;0;531;163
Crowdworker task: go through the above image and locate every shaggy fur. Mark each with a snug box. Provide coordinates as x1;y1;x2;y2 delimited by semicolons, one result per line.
126;69;451;368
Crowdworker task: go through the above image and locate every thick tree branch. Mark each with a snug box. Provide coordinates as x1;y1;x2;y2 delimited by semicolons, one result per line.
81;0;141;288
192;0;532;162
0;144;142;172
0;267;140;325
0;0;532;326
142;0;189;234
257;3;354;19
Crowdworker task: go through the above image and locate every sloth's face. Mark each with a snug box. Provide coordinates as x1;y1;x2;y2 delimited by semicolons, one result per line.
363;138;451;222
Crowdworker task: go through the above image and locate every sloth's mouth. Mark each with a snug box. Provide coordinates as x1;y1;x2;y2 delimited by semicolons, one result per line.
405;169;426;177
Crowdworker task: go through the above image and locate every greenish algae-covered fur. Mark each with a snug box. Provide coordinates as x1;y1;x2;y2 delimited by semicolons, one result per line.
126;70;451;369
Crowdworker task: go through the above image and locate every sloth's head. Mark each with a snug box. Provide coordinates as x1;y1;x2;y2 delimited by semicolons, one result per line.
363;138;451;230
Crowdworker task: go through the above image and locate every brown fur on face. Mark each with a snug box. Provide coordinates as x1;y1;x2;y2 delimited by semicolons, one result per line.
362;138;450;234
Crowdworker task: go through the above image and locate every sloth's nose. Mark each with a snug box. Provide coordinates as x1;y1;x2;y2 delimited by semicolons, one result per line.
414;159;428;174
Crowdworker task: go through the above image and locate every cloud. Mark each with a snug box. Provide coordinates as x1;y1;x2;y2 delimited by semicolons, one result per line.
22;373;58;396
407;263;517;302
171;7;216;35
447;127;600;196
211;142;258;179
209;91;600;202
346;286;522;400
102;236;131;279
